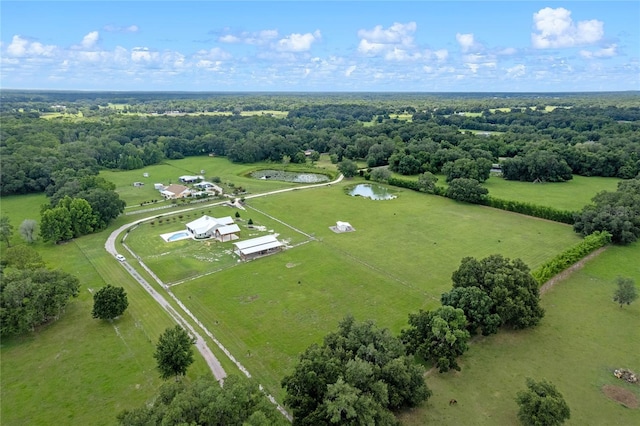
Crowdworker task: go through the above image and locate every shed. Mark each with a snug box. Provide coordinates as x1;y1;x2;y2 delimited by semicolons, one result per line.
233;235;283;260
336;221;354;232
215;224;241;242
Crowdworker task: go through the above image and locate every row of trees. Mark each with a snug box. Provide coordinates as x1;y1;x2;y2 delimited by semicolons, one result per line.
2;94;639;196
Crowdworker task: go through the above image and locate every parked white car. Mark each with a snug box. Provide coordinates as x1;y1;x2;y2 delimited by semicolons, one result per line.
115;254;126;262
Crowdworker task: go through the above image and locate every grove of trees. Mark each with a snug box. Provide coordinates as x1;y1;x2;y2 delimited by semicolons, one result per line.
0;246;80;336
281;315;431;425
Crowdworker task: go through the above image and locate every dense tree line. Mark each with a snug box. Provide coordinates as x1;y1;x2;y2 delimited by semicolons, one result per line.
2;92;639;197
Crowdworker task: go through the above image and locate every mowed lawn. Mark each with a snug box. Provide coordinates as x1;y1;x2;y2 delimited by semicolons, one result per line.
170;180;582;401
124;204;311;283
483;175;621;211
102;156;335;207
400;241;640;426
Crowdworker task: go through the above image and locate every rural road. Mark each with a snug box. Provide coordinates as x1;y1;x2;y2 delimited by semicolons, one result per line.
104;173;343;416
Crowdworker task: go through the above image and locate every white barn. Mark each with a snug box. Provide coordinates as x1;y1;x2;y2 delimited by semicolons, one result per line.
233;235;283;260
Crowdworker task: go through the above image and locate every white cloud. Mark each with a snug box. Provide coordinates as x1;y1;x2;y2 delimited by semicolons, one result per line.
506;64;526;78
357;22;417;58
532;7;604;49
81;31;99;49
345;65;356;77
6;35;56;57
456;33;480;52
433;49;448;62
103;24;139;33
194;47;232;61
580;44;617;59
276;30;321;52
131;47;157;63
358;22;416;44
219;29;279;45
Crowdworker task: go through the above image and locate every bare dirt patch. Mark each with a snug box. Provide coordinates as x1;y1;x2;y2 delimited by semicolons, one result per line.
602;385;639;408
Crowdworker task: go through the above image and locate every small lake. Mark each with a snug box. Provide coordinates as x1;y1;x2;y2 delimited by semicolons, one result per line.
349;184;397;200
250;170;329;183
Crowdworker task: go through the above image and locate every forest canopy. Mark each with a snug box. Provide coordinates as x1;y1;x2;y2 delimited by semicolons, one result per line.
1;91;638;197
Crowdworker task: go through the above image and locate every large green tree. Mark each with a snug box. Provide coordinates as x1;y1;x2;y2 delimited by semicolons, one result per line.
117;375;287;426
446;178;489;204
92;285;129;320
516;378;570;426
441;286;501;336
613;276;638;308
153;325;196;381
282;315;430;426
401;306;470;372
451;254;544;330
40;206;73;243
337;158;358;178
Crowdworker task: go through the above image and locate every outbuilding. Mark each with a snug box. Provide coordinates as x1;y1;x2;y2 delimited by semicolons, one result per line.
233;235;283;260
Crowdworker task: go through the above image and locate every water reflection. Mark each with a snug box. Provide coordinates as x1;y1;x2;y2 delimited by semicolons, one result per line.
349;184;397;200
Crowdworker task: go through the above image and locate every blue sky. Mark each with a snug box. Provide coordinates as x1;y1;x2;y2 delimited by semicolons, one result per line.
1;1;638;92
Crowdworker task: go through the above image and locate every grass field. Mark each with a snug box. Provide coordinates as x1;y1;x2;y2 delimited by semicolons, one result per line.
0;230;212;425
165;180;582;401
1;157;636;425
483;175;621;211
399;241;640;425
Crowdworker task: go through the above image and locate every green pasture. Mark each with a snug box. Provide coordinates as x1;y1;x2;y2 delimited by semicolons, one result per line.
101;157;336;207
483;175;621;211
123;204;310;284
169;180;582;400
1;157;635;425
400;241;640;425
0;232;212;425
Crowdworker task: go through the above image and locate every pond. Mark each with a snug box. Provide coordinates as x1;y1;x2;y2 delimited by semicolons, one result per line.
348;184;397;200
250;170;329;183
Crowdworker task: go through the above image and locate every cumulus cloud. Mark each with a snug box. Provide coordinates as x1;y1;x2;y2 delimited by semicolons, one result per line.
276;30;321;52
81;31;100;49
580;44;617;59
103;24;139;33
532;7;604;48
6;35;56;57
357;22;417;58
456;33;481;52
